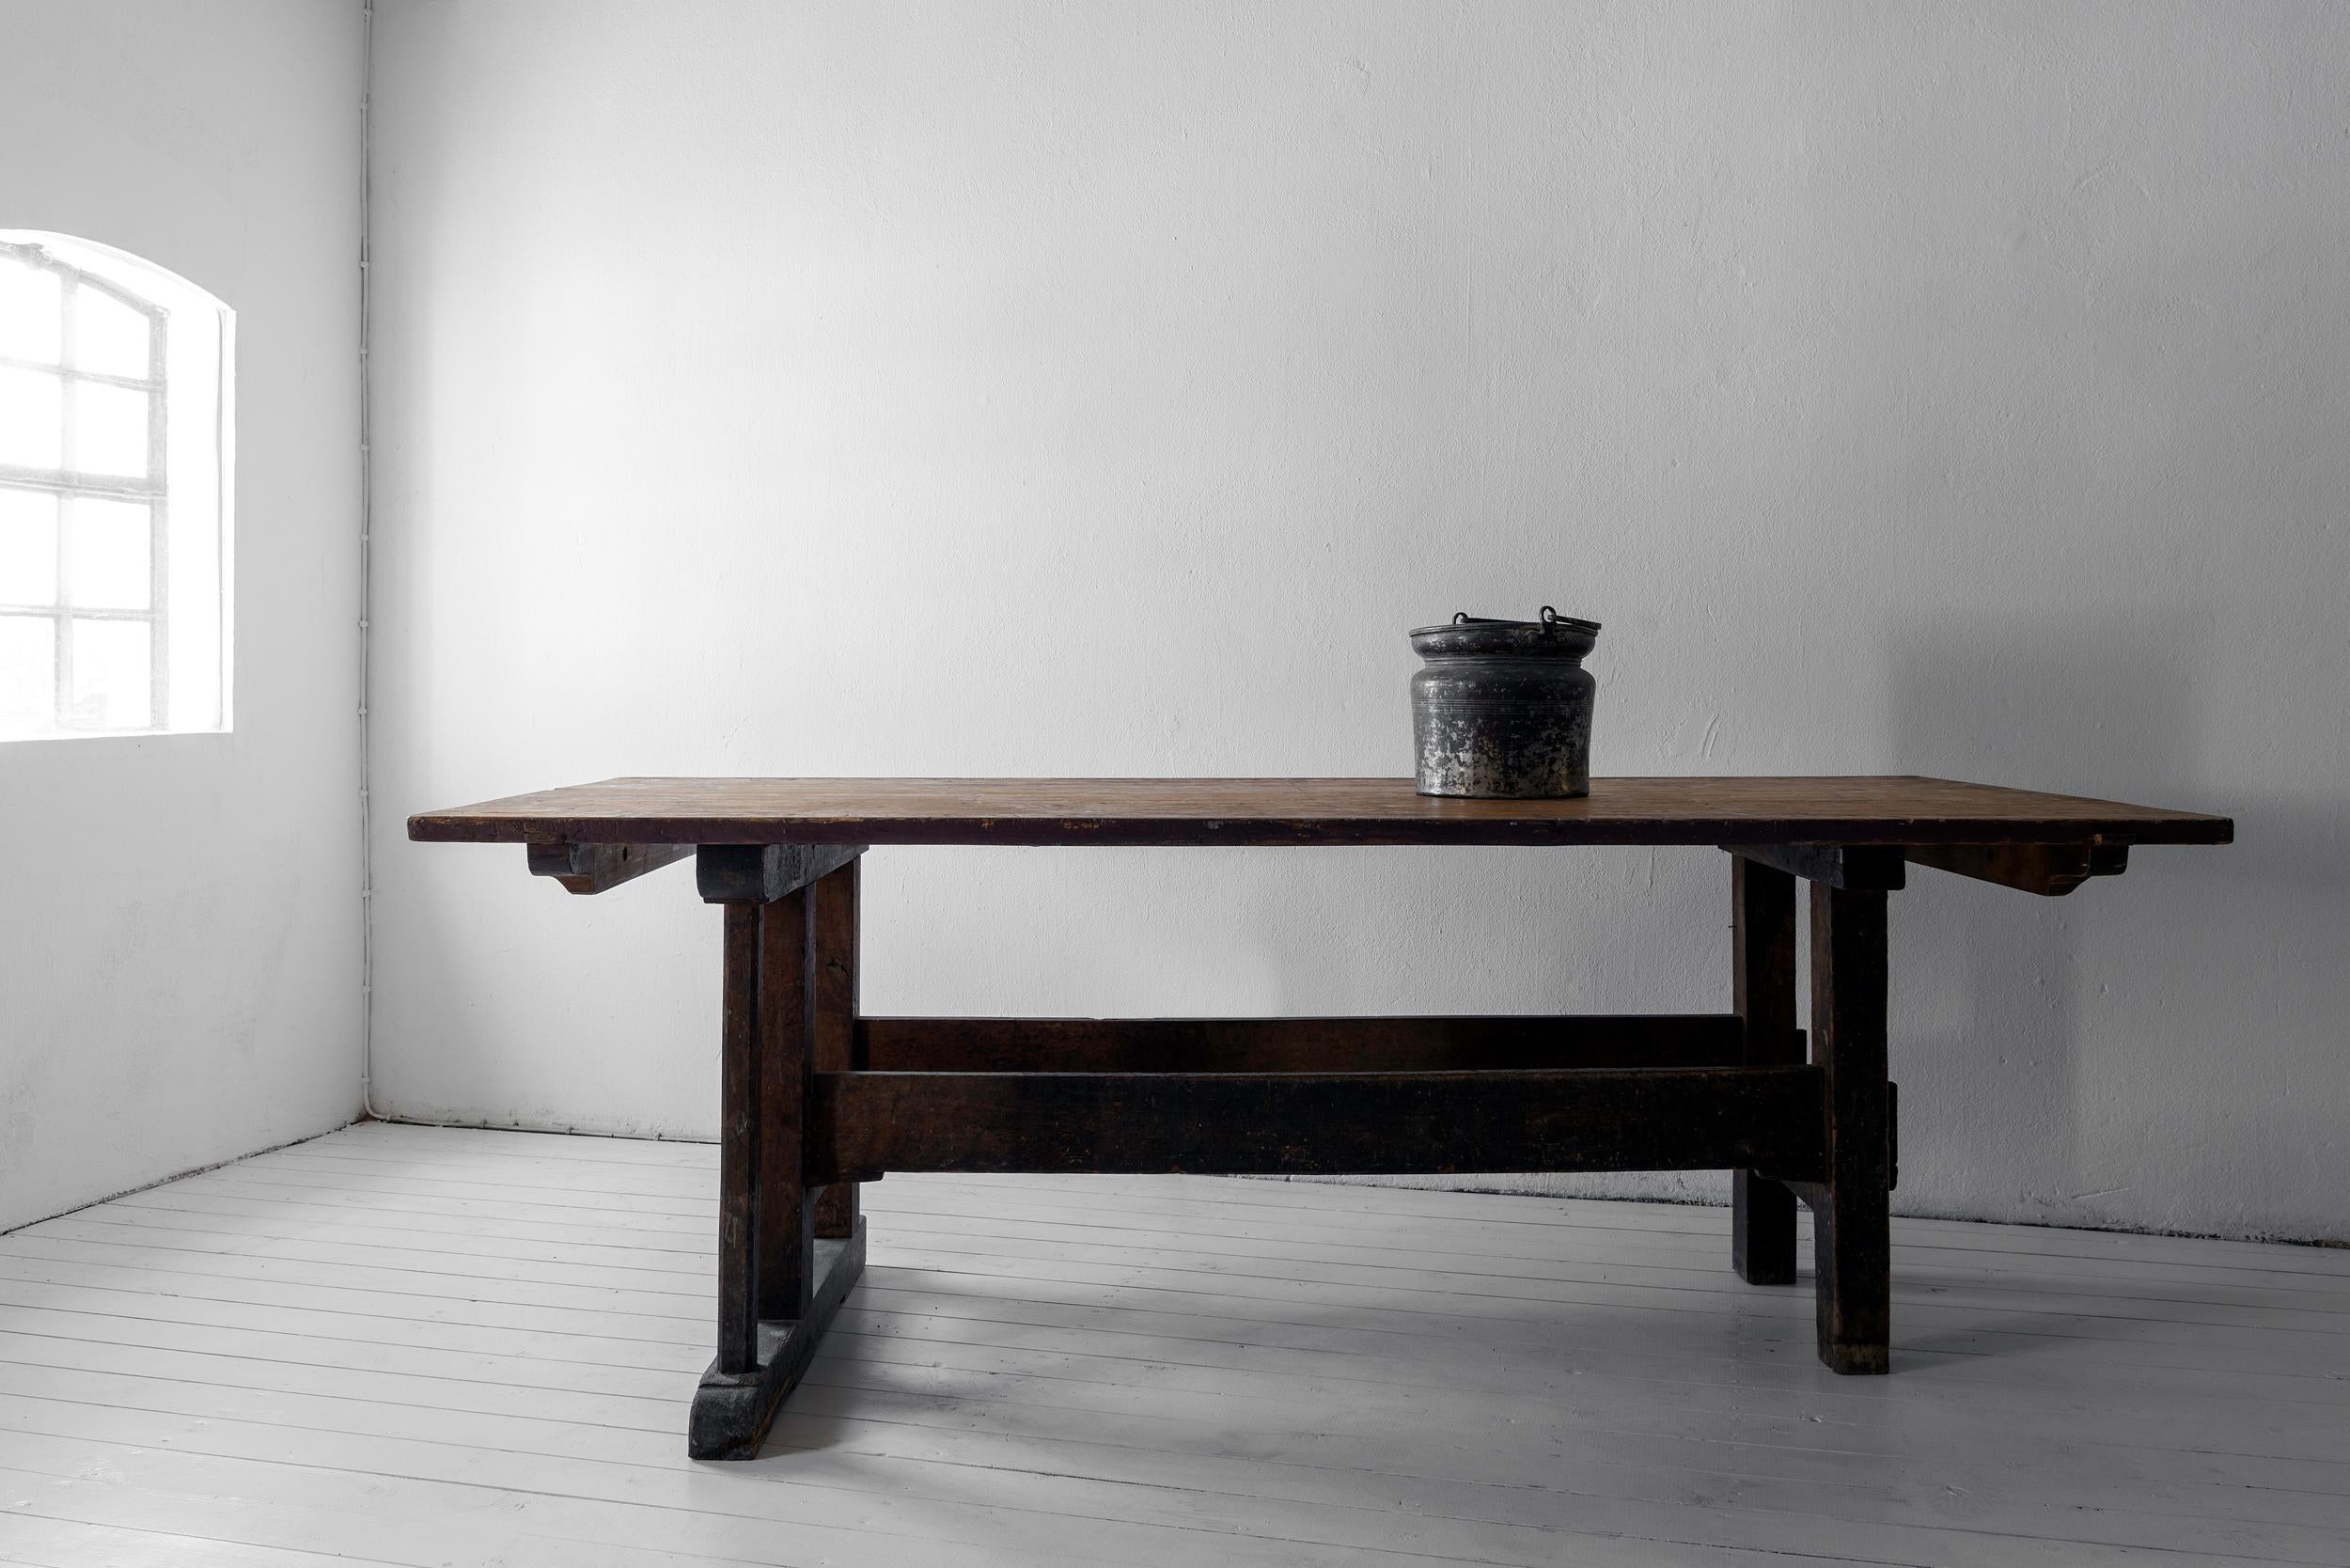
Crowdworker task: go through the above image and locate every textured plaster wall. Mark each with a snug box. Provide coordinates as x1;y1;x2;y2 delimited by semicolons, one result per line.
0;0;366;1231
368;1;2347;1240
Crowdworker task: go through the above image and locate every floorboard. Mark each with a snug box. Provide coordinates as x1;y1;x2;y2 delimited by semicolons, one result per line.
2;1122;2342;1567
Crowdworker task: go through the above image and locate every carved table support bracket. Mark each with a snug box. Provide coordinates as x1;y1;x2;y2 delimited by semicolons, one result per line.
1726;844;1907;891
697;843;868;904
1904;842;2129;897
1731;840;2132;898
526;840;693;895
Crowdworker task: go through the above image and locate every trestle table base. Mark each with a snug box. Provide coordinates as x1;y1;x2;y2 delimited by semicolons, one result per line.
676;845;1904;1456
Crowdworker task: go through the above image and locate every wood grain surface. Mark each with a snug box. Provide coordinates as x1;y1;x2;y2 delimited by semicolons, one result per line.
409;775;2232;848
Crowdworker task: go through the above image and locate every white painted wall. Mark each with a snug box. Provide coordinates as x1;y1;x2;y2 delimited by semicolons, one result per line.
0;1;365;1231
368;2;2349;1241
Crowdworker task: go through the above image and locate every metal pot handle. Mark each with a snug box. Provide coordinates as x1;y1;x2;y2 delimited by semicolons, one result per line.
1452;608;1571;626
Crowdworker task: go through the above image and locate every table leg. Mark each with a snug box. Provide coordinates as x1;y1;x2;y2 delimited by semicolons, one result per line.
690;880;867;1459
713;902;763;1375
811;860;863;1241
756;889;817;1320
1810;880;1891;1373
1731;856;1800;1285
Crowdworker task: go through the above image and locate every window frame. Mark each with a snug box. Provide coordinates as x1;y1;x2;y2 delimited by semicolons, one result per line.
0;238;178;734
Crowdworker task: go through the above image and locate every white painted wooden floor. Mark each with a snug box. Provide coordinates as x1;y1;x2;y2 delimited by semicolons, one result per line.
2;1123;2346;1567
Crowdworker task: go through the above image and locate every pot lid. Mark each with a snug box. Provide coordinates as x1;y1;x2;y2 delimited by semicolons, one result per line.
1409;606;1601;657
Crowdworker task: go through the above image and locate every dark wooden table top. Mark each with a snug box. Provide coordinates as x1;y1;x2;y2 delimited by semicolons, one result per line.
409;776;2232;849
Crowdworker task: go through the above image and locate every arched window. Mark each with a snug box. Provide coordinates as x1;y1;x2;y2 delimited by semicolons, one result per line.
0;232;232;739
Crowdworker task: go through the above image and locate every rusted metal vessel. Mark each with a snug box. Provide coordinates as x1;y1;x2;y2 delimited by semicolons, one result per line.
1409;608;1601;798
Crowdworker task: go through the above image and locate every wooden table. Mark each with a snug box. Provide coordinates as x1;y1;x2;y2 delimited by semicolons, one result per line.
410;776;2232;1459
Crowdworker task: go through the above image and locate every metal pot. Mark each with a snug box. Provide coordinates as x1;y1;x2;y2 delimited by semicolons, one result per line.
1409;608;1601;798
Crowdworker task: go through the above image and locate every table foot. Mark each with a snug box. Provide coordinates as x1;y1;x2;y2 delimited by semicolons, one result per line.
688;1220;866;1460
1817;1336;1890;1375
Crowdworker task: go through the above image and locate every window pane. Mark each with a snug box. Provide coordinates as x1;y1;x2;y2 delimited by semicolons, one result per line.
67;495;150;610
0;487;58;606
0;364;63;468
70;379;149;478
69;616;150;729
0;613;56;733
74;286;153;380
0;256;62;365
